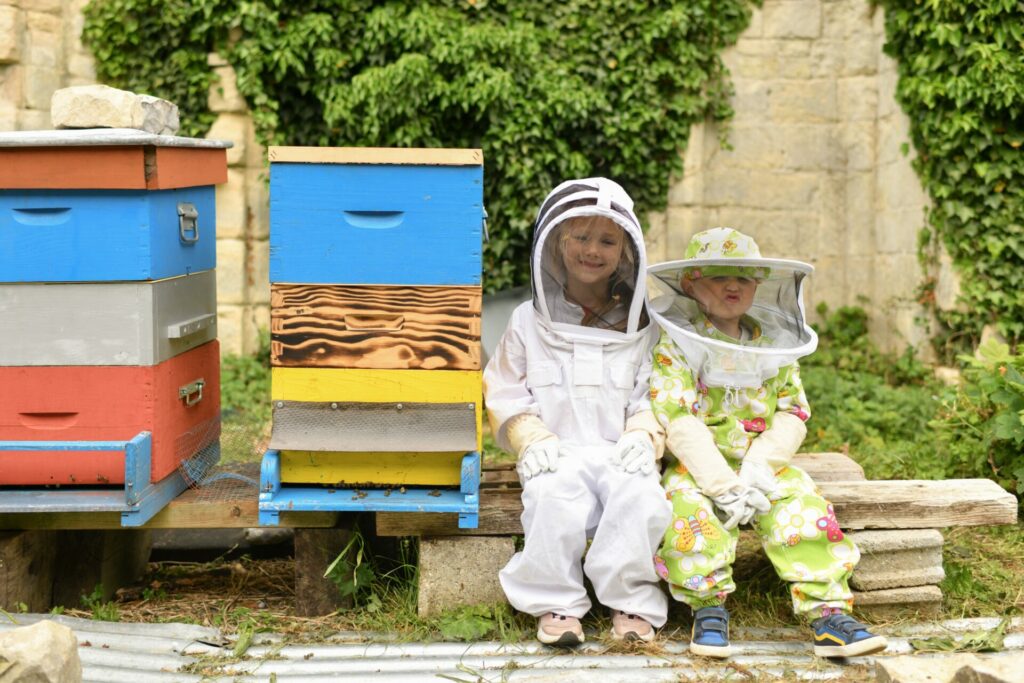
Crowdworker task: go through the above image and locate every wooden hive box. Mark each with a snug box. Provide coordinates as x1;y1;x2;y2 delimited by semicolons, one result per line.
267;147;484;488
0;270;216;366
0;130;227;283
0;340;221;485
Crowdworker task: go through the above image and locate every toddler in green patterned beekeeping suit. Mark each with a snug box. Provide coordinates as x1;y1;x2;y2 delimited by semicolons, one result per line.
645;227;889;659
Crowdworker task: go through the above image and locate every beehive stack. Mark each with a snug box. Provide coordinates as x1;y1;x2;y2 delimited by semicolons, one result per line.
261;146;485;527
0;129;229;498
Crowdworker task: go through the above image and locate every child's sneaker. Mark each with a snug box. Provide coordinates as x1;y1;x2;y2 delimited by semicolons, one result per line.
689;606;732;658
610;609;655;642
811;613;888;657
537;613;584;647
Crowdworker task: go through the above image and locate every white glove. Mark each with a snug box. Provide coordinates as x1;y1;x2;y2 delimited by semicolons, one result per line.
711;486;771;530
517;438;561;482
612;431;656;475
739;456;779;499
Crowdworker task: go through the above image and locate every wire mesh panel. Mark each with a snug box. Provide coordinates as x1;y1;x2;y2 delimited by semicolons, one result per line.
268;401;478;453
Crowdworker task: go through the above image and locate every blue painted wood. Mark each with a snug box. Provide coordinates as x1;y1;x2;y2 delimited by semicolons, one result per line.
258;448;480;528
269;164;482;285
0;187;215;282
0;433;216;527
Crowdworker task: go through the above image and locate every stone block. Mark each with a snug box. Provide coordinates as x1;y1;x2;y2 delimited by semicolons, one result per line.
768;80;837;124
839;121;876;172
841;32;880;76
243;304;270;355
852;584;942;616
417;536;515;618
744;6;763;37
877;652;1024;683
248;238;270;306
877;56;900;118
0;100;14;130
246;167;270;240
216;168;247;239
807;39;844;78
934;246;963;312
217;238;246;305
21;0;62;12
844;172;875;256
209;62;247;113
17;106;49;130
217;304;244;356
0;7;21;63
729;78;773;124
874;253;925;308
878;112;912;167
26;9;59;36
762;0;821;39
703;168;820;210
665;206;709;255
644;209;668;263
51;84;179;134
844;254;876;306
0;620;81;683
0;64;23;103
877;159;928;212
727;39;817;80
848;529;944;591
67;52;94;81
876;206;926;255
244;118;265;168
838;76;877;122
207;112;248;166
24;65;60;110
823;0;876;39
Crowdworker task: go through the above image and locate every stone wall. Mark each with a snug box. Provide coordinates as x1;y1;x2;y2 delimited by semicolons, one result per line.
0;0;942;356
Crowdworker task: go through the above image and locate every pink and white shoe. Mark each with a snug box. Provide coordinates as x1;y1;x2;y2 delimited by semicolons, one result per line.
610;609;656;642
537;612;584;646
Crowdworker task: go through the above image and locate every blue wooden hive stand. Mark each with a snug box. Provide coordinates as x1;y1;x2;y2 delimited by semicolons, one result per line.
258;449;481;528
0;433;218;527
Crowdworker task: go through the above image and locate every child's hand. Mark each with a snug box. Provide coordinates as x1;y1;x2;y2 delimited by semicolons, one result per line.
612;431;656;475
517;438;562;481
739;457;779;499
711;486;770;530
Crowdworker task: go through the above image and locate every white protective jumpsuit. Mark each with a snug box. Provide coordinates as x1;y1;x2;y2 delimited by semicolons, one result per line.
483;177;673;626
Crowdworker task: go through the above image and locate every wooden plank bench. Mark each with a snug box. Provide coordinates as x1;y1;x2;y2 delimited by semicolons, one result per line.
376;453;1019;617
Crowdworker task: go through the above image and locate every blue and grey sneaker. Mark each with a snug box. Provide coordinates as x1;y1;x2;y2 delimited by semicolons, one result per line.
812;613;888;657
689;606;732;658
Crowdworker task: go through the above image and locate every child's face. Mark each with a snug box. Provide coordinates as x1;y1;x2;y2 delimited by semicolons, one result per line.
560;218;625;288
685;275;757;330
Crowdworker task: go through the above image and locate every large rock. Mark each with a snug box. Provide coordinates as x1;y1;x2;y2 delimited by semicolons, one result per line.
50;85;179;135
877;652;1024;683
0;620;81;682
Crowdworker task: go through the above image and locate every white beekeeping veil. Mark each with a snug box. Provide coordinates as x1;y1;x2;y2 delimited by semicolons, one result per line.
648;228;818;388
531;177;652;344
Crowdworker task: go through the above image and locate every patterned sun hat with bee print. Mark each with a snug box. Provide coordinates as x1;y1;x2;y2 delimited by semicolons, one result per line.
681;228;771;282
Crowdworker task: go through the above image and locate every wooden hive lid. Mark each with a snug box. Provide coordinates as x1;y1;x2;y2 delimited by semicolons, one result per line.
268;146;483;166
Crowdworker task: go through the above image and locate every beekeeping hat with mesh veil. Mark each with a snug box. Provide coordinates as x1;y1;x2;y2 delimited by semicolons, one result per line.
531;177;651;344
648;227;818;388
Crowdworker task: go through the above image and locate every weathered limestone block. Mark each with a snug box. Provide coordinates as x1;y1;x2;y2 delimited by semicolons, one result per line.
206;112;248;166
853;584;942;617
208;62;247;113
51;84;179;135
216;238;247;305
418;536;515;618
0;7;21;64
0;620;81;683
216;168;247;239
763;0;821;39
877;652;1024;683
848;529;944;591
217;304;245;356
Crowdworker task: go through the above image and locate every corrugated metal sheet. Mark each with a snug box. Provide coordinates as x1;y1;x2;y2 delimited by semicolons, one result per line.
1;614;1020;682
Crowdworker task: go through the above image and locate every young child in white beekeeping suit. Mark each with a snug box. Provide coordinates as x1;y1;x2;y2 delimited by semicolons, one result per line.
647;227;888;659
483;177;672;646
